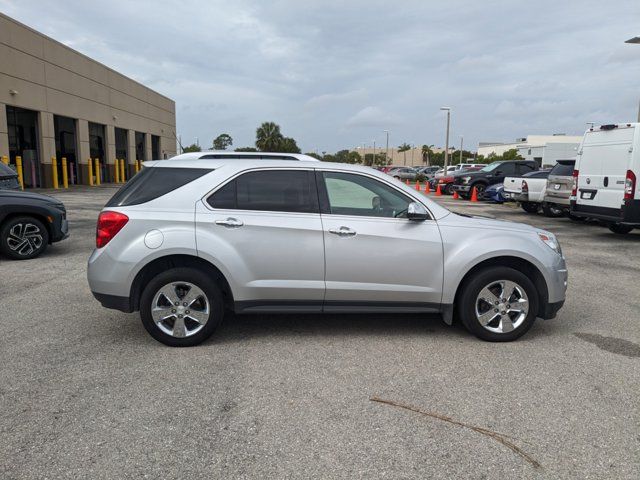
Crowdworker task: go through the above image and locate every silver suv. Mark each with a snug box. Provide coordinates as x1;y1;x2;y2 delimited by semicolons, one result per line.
88;158;567;346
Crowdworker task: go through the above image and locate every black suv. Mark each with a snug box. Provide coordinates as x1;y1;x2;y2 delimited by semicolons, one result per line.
0;190;69;259
0;162;21;190
452;160;538;199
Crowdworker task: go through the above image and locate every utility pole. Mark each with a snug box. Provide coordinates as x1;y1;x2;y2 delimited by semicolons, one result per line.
384;130;389;165
440;107;451;169
459;136;463;164
411;143;414;165
624;37;640;120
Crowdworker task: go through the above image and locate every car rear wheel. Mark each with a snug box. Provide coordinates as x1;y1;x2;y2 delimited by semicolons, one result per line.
0;216;49;260
608;223;634;235
458;266;539;342
521;202;540;214
542;203;563;217
471;183;486;199
140;267;223;347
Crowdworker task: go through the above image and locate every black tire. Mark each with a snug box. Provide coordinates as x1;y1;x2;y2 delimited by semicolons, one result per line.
457;266;539;342
521;202;540;214
567;213;585;222
0;216;49;260
459;193;469;200
393;176;401;180
608;223;634;235
445;183;455;195
542;203;563;218
470;182;486;199
140;267;224;347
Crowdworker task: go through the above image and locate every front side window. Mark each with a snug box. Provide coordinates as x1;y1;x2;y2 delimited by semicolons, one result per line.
207;170;318;213
321;171;413;218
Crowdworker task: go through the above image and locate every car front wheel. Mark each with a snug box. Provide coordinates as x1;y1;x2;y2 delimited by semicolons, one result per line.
140;267;223;347
458;266;539;342
0;216;49;260
609;223;634;234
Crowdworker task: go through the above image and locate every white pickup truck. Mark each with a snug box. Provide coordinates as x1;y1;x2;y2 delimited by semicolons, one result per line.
503;170;550;213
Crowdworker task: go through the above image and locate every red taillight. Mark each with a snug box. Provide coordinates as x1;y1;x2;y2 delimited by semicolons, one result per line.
571;169;579;196
96;211;129;248
521;180;529;193
625;170;636;200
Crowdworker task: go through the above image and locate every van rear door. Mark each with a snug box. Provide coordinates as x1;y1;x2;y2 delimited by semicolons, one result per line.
576;126;634;211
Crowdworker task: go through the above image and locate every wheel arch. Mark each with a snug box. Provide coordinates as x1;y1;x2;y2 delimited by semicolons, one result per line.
129;254;234;312
448;255;549;325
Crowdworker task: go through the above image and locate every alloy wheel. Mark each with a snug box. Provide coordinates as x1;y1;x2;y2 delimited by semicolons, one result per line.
475;280;529;334
7;222;44;257
151;282;210;338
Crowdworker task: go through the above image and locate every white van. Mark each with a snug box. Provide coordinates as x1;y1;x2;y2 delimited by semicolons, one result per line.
570;123;639;234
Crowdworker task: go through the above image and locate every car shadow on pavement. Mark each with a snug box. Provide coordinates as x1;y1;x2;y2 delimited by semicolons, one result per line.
208;312;467;345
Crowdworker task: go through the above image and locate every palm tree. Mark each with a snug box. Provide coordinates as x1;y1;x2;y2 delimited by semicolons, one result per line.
422;144;434;165
256;122;283;152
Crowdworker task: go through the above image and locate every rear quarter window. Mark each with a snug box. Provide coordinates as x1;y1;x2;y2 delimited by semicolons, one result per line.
106;167;211;207
550;162;575;176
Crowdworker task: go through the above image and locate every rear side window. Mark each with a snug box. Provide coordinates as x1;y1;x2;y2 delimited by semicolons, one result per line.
207;170;318;213
106;167;211;207
550;162;575;176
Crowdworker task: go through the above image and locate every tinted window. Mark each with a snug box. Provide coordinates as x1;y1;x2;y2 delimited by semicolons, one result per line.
518;163;536;175
495;163;516;176
550;161;575;176
106;167;211;207
322;172;412;218
207;170;318;213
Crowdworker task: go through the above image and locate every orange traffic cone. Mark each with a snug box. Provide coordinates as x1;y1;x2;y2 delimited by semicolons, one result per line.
405;179;410;185
415;181;421;190
424;182;431;194
452;190;459;200
435;184;442;196
470;186;478;202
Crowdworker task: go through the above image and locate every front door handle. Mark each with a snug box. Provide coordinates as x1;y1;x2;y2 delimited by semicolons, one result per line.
329;226;357;237
215;217;244;228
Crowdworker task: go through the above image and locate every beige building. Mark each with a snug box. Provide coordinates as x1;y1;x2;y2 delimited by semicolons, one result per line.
0;13;176;188
352;145;454;166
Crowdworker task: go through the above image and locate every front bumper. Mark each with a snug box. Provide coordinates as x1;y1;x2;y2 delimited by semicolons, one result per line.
452;184;471;193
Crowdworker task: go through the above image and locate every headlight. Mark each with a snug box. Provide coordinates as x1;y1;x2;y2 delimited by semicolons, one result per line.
462;176;472;184
538;232;562;256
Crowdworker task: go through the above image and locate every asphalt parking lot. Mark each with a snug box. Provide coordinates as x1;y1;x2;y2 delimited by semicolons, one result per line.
1;185;639;479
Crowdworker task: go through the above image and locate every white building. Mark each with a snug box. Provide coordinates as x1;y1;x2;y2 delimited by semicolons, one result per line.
478;134;582;168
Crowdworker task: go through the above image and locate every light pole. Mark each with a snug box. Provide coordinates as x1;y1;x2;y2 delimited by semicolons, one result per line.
625;37;640;121
384;130;389;165
459;136;463;164
373;140;376;166
440;107;451;169
411;143;414;165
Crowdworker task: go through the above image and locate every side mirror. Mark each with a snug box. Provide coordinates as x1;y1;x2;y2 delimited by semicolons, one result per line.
407;202;429;221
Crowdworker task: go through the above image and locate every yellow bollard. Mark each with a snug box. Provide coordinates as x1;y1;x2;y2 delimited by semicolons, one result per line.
87;158;94;186
1;155;8;165
114;159;120;184
16;156;24;190
51;157;59;189
61;157;68;188
134;160;139;174
120;158;126;183
94;158;101;186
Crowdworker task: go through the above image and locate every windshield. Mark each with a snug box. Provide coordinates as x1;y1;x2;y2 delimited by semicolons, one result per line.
480;161;504;173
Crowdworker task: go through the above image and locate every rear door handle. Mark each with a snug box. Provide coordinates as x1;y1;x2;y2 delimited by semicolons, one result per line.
329;226;356;237
215;217;243;228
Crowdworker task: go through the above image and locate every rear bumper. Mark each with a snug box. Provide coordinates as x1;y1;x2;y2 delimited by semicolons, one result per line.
570;199;640;225
544;194;571;206
503;191;527;202
92;291;133;313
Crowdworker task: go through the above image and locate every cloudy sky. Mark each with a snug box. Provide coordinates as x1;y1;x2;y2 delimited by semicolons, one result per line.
2;0;640;152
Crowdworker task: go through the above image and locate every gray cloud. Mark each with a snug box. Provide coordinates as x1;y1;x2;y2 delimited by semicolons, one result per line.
2;0;640;152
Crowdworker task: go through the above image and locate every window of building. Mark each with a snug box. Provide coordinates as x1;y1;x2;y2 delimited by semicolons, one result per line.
54;115;78;185
115;128;128;160
151;135;160;159
6;106;40;187
135;132;145;161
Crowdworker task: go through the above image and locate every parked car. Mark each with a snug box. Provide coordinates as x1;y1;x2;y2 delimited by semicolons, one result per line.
571;123;639;234
434;166;459;179
437;167;483;195
88;157;567;347
542;160;576;218
415;166;440;180
0;190;69;259
484;183;506;203
389;167;418;181
452;160;538;200
0;162;20;190
503;170;551;213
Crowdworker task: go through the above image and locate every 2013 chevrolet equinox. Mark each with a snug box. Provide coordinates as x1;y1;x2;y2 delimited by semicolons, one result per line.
87;156;567;347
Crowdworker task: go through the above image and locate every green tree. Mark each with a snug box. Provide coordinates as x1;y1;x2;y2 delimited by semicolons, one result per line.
422;144;434;164
255;122;283;151
501;148;523;160
183;143;201;153
363;152;387;166
398;143;412;152
304;152;323;160
212;133;233;150
280;137;301;153
234;147;258;152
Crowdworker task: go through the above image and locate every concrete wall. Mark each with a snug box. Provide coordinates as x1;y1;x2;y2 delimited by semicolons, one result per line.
0;12;176;186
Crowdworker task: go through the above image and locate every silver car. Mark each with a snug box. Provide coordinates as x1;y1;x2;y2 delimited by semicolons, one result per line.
88;156;567;346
